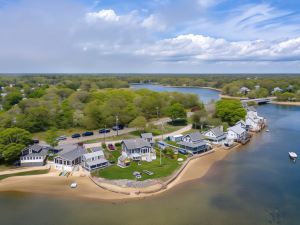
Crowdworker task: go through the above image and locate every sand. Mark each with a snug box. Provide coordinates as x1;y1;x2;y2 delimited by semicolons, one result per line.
271;101;300;106
0;147;236;201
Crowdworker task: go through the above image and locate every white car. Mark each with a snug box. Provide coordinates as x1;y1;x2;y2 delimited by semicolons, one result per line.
56;135;67;141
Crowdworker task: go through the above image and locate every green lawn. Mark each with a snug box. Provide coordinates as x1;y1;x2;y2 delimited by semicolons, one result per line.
93;154;186;181
33;128;86;141
0;169;50;181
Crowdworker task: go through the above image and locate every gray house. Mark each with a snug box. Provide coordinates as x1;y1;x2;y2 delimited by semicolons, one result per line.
178;132;208;154
82;150;108;171
140;133;154;146
121;138;156;162
203;126;227;144
20;144;49;167
54;144;87;171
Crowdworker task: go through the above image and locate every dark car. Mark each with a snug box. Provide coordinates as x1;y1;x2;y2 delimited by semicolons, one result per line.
99;128;111;134
82;131;94;137
71;133;81;138
178;149;188;155
33;139;39;144
108;144;116;151
112;125;124;131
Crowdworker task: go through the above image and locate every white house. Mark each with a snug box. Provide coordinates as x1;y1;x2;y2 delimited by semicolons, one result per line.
227;125;247;142
20;144;49;167
240;87;251;94
117;152;131;168
245;107;266;132
140;133;154;146
54;144;86;171
170;134;183;142
203;126;227;144
121;138;156;162
178;132;208;154
82;150;108;171
272;87;283;94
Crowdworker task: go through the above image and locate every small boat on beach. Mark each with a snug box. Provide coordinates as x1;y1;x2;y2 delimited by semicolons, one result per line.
266;129;270;132
289;152;297;160
70;182;77;188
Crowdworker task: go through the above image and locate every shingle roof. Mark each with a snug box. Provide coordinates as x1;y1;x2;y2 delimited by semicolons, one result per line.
228;125;246;135
57;145;86;161
83;151;104;160
28;144;43;153
85;158;108;167
185;132;203;142
247;106;257;112
122;138;151;150
22;149;48;157
210;126;225;138
141;133;153;139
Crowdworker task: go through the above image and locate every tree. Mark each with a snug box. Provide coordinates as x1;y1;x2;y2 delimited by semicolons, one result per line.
0;128;32;146
215;99;246;125
0;128;32;163
129;116;147;131
167;103;187;123
191;110;208;130
3;91;23;110
45;128;59;148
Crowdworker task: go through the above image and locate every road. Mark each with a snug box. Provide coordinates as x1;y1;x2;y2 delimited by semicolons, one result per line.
59;127;136;145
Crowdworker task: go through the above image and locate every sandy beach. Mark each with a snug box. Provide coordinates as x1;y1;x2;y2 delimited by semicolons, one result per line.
271;101;300;106
0;147;237;201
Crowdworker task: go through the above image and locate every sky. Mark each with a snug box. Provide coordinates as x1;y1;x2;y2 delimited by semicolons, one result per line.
0;0;300;73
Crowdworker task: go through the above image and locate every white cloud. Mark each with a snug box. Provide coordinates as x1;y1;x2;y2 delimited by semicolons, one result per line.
141;14;166;31
85;9;120;23
135;34;300;62
197;0;221;8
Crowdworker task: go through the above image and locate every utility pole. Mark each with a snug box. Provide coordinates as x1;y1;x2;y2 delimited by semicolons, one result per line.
156;107;163;165
116;115;119;136
104;124;106;143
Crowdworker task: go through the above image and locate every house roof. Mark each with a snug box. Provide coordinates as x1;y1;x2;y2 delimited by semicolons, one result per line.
122;138;151;150
209;126;225;138
83;151;104;160
236;120;246;126
184;132;203;142
228;125;246;135
141;133;153;139
178;140;207;148
22;149;48;158
91;147;103;152
56;145;86;161
247;106;257;112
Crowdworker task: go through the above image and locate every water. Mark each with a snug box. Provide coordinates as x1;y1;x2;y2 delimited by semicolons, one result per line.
131;84;220;104
1;86;300;225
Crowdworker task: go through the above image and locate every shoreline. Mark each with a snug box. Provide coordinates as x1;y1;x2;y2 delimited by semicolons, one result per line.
271;101;300;106
0;145;241;201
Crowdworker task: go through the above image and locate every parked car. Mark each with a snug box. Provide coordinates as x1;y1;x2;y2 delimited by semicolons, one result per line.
33;139;39;144
112;125;124;131
56;135;67;141
71;133;81;138
99;128;110;134
82;131;94;137
178;149;188;155
108;144;116;151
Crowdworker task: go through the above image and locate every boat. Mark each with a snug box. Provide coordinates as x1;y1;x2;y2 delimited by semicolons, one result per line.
266;129;270;132
289;152;298;159
70;182;77;188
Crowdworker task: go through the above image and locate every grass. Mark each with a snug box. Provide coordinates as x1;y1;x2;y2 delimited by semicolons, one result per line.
0;169;50;181
0;165;16;172
93;153;187;181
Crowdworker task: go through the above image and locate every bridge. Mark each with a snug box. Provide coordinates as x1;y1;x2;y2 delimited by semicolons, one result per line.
241;97;276;104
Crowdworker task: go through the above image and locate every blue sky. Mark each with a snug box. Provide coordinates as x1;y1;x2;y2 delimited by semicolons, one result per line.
0;0;300;73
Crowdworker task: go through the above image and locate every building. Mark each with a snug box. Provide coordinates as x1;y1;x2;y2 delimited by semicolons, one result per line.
227;125;247;142
245;107;266;132
121;138;156;162
236;120;248;130
178;132;208;154
82;150;108;171
117;152;131;168
140;133;154;146
170;134;183;142
203;126;227;144
272;87;283;94
240;87;251;95
20;144;49;167
54;144;87;171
